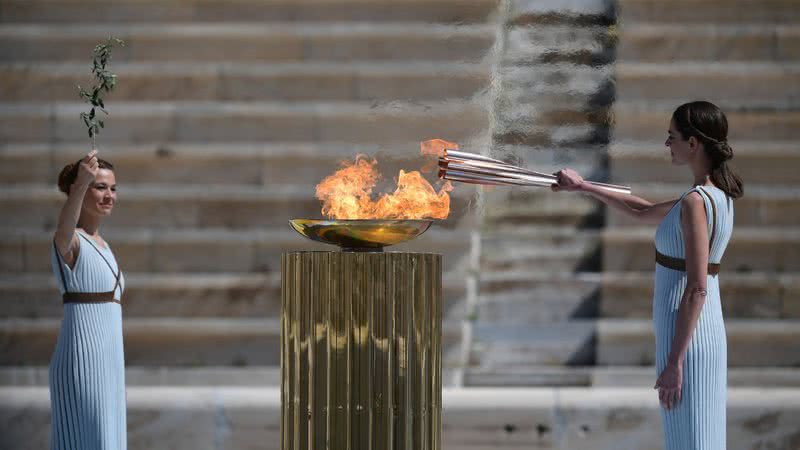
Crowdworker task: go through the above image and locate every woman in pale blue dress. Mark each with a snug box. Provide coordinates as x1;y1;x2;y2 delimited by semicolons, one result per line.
50;149;126;449
553;101;743;449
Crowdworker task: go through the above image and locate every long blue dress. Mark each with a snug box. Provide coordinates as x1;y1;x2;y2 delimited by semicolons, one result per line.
653;185;733;450
49;230;126;450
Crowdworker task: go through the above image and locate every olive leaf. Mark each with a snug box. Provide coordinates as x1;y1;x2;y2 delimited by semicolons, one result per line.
78;37;124;149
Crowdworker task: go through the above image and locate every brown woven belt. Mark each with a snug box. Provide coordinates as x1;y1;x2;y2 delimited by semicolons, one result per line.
63;291;121;305
54;235;122;306
655;249;720;275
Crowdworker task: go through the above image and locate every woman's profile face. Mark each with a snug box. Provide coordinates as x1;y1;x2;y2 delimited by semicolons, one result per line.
665;119;692;165
82;168;117;218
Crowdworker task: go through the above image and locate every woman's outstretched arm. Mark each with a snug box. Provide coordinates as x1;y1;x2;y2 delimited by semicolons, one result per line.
54;150;98;268
551;168;678;224
654;191;710;410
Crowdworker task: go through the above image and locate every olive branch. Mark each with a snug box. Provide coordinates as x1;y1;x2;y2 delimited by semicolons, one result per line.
77;37;125;149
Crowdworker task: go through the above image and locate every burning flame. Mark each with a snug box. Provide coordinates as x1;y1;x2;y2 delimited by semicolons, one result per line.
315;155;452;220
420;138;458;158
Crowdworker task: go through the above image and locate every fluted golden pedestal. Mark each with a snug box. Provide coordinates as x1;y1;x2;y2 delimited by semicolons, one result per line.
281;252;442;450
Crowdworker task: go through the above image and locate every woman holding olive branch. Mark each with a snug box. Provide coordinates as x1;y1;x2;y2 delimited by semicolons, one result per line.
49;38;127;450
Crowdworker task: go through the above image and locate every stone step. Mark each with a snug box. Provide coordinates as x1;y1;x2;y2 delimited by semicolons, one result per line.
0;318;464;366
0;228;472;273
464;366;800;387
473;319;800;368
0;183;473;231
0;100;488;143
0;62;489;102
603;227;800;272
597;319;800;367
606;183;800;228
6;364;800;387
619;0;800;24
503;25;615;66
0;0;498;24
609;141;800;185
613;102;800;141
618;24;800;62
480;227;601;273
3;387;800;450
493;123;611;148
478;269;800;321
1;184;325;230
0;366;285;387
0;142;358;185
482;189;602;227
615;62;800;109
0;183;471;232
498;64;612;101
0;271;467;320
470;321;597;366
477;272;602;323
0;141;464;186
600;272;800;320
0;23;494;63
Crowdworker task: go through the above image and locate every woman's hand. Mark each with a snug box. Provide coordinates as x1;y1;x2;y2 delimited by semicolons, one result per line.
551;168;585;192
75;149;99;188
654;362;683;410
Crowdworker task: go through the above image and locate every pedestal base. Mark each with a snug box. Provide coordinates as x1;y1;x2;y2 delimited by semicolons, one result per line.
281;251;442;450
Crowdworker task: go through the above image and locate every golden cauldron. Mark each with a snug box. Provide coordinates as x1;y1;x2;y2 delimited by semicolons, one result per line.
288;219;433;252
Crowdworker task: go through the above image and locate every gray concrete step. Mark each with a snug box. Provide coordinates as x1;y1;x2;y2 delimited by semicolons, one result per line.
0;141;467;186
482;189;601;227
503;25;615;66
470;321;597;366
0;0;499;24
609;141;800;185
599;272;800;320
1;184;327;230
613;102;800;141
0;271;467;320
0;23;494;63
498;64;612;101
480;227;601;273
0;366;284;387
606;183;800;228
0;62;489;102
619;0;800;24
618;24;800;62
597;319;800;367
0;100;488;143
615;62;800;109
0;318;464;366
479;269;800;321
477;272;602;323
3;386;799;450
464;366;800;387
0;227;472;273
472;319;800;367
0;142;361;185
7;364;800;387
603;227;800;272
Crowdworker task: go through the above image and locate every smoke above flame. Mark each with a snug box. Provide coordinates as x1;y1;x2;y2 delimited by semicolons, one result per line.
315;155;452;220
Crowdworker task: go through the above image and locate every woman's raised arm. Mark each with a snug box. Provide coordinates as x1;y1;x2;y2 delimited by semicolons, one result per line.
54;150;98;267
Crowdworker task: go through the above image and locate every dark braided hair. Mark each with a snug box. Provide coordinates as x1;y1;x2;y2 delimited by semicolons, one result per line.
57;158;115;195
672;101;743;199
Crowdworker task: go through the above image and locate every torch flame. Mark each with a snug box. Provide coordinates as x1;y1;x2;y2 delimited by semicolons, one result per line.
315;154;452;220
420;138;459;158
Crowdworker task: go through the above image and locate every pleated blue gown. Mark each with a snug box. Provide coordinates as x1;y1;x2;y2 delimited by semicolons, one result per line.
49;230;126;450
653;185;733;450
